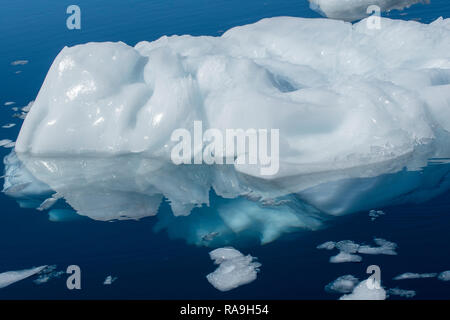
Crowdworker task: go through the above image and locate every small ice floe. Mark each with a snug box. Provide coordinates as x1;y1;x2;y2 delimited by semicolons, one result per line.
319;238;397;263
11;60;28;66
369;210;385;221
37;193;62;211
393;272;437;280
2;123;16;129
4;102;15;106
206;247;261;292
330;240;362;263
387;288;416;298
358;238;397;255
325;275;359;294
330;252;362;263
33;265;64;285
0;139;15;148
21;101;34;112
103;275;118;285
316;241;336;250
0;265;47;289
201;231;220;242
15;71;22;74
438;271;450;281
339;279;386;300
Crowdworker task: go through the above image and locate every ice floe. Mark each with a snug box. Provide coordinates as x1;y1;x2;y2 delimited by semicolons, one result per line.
438;271;450;281
393;272;437;280
206;247;261;291
33;265;64;285
0;265;47;289
103;275;118;285
11;60;28;66
325;275;359;293
369;210;385;221
387;288;416;298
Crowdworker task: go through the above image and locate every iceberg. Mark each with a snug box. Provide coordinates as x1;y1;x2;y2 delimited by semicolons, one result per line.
4;16;450;245
308;0;429;22
339;279;386;300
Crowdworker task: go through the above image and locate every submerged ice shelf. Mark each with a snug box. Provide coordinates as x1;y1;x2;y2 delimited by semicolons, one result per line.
3;16;450;245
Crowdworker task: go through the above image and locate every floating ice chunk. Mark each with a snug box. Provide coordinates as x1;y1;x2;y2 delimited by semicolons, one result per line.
0;265;47;289
330;240;362;263
317;241;336;250
0;140;15;148
369;210;385;221
321;238;397;263
11;60;28;66
103;275;118;285
336;240;360;253
4;102;15;106
33;265;64;285
358;238;397;255
2;123;16;129
437;271;450;281
0;139;13;147
308;0;429;22
393;272;437;280
206;247;261;292
340;279;386;300
325;275;359;294
387;288;416;298
21;101;34;113
330;252;362;263
37;193;62;211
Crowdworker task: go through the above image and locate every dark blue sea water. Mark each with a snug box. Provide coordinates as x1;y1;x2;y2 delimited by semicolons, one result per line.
0;0;450;299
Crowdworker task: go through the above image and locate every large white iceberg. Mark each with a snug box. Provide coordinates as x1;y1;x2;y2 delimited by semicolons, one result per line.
5;16;450;245
308;0;429;22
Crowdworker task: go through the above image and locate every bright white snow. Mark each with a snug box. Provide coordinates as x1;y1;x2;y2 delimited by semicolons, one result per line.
103;275;118;285
206;247;261;291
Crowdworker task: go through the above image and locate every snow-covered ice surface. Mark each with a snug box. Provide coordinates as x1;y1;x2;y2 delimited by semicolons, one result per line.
206;247;261;291
4;16;450;245
0;266;47;289
308;0;429;22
